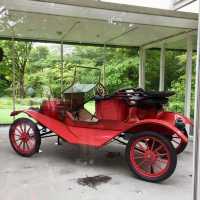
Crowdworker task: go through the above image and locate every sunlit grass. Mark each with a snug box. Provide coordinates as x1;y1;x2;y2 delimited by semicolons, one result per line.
0;97;41;124
0;97;96;124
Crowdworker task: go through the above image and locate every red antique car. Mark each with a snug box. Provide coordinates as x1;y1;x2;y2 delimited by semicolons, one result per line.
9;66;192;182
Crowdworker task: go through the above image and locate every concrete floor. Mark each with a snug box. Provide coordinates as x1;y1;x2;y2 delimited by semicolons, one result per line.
0;126;193;200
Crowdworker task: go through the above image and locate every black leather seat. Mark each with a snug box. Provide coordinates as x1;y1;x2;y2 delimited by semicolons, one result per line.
94;95;112;101
145;91;175;98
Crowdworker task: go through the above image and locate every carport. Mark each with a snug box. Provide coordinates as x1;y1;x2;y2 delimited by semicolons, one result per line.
0;0;199;199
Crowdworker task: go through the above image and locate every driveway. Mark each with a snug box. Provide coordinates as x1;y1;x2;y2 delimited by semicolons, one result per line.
0;126;193;200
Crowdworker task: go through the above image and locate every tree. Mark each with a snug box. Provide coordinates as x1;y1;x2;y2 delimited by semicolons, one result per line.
14;42;32;98
0;40;32;98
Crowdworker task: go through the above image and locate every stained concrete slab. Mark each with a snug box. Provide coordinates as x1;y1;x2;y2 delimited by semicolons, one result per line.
0;126;193;200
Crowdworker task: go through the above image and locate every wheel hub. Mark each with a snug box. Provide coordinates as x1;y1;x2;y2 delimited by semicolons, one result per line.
144;150;157;164
20;132;29;142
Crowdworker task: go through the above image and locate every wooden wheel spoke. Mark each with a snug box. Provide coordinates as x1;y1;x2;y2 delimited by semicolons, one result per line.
135;147;145;154
26;127;31;135
22;142;26;151
14;133;21;137
18;140;23;147
137;159;147;167
29;134;35;140
19;124;24;133
26;142;30;150
172;140;180;144
137;142;146;152
134;155;144;159
16;127;23;134
151;139;155;151
158;153;168;156
24;124;27;132
157;158;168;164
150;165;154;174
154;144;164;153
15;138;22;142
153;162;163;170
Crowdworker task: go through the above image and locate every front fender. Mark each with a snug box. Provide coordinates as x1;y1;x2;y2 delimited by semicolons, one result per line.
127;118;188;143
10;110;25;116
10;109;79;144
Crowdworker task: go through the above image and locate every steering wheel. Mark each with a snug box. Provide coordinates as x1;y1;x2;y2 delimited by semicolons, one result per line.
95;83;106;96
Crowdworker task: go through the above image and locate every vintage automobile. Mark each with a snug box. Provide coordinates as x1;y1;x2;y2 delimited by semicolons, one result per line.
9;65;192;182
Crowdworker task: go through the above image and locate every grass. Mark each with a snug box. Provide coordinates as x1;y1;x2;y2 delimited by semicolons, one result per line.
0;97;41;124
85;101;95;114
0;97;95;124
0;109;29;124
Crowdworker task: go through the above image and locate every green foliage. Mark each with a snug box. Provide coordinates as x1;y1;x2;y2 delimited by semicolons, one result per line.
0;40;32;97
0;40;196;121
168;74;195;118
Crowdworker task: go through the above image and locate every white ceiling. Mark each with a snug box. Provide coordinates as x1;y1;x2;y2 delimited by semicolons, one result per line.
0;0;198;50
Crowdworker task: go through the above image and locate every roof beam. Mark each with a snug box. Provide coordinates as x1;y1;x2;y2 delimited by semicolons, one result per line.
0;0;198;29
104;26;138;44
172;0;196;10
142;29;196;49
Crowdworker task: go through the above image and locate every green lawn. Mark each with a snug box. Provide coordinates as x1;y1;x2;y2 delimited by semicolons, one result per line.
0;109;29;124
0;97;41;124
0;97;95;124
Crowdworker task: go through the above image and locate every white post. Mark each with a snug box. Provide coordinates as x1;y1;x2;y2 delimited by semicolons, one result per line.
60;42;64;99
159;43;165;91
139;47;146;89
103;44;106;86
184;34;193;118
12;39;16;119
193;2;200;199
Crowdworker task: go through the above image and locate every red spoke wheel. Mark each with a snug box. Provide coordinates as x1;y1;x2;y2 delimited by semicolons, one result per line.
9;118;41;157
170;130;188;154
126;132;177;182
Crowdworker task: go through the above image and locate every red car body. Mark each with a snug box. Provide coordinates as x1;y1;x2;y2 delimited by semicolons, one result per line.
11;97;191;147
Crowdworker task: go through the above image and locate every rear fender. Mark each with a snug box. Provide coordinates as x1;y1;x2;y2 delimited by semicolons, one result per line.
127;119;188;143
157;111;193;126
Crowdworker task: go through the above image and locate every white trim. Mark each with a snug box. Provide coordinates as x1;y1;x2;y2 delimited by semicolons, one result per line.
184;34;193;118
172;0;196;11
139;47;146;89
1;0;198;29
142;29;196;49
192;0;200;198
159;43;165;91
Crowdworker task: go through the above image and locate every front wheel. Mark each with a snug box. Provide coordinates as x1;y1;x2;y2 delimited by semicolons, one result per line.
9;118;41;157
126;131;177;182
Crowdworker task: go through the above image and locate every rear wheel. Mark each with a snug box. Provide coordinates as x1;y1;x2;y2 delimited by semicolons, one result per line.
126;131;177;182
9;118;41;157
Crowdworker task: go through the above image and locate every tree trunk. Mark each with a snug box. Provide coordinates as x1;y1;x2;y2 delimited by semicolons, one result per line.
19;72;25;99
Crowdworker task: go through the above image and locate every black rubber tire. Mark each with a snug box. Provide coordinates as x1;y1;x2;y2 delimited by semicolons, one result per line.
125;131;177;182
9;118;41;157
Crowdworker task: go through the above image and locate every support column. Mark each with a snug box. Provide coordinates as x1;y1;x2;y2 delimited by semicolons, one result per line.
184;34;193;118
103;44;106;86
193;2;200;199
11;28;16;121
60;42;64;99
139;47;146;89
159;44;165;91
